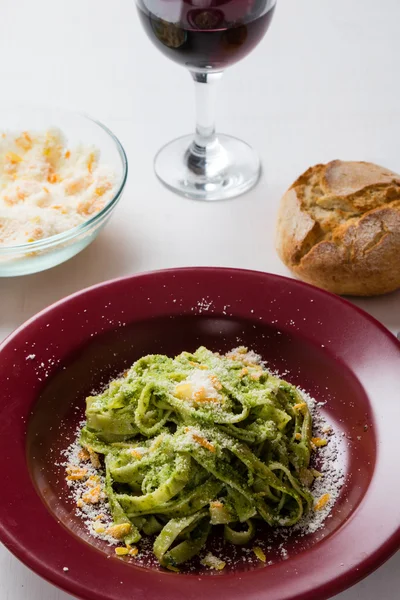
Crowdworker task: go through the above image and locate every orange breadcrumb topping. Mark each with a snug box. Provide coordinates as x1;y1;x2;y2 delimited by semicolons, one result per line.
51;205;67;214
87;152;95;173
188;360;209;370
93;522;106;534
5;152;22;164
66;465;87;480
26;227;43;242
65;179;87;195
314;493;330;511
15;132;32;151
210;375;222;390
82;485;101;504
94;185;111;197
311;437;328;448
85;474;100;488
47;172;60;184
106;523;131;539
187;429;216;453
130;449;143;459
77;197;102;216
78;448;90;461
193;386;206;401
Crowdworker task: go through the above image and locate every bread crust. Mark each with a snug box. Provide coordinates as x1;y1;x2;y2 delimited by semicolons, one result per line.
276;160;400;296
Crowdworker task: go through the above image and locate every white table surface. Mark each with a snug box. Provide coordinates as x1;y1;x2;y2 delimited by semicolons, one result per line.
0;0;399;598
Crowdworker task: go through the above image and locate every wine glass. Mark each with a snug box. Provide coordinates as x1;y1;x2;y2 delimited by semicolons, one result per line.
136;0;277;201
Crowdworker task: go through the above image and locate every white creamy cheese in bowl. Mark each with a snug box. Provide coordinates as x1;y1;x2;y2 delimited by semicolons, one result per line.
0;108;127;276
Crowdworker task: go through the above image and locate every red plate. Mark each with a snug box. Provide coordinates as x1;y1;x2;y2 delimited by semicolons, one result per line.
0;268;399;600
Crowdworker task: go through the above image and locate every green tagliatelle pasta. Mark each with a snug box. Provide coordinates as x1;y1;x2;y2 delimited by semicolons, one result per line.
79;346;316;570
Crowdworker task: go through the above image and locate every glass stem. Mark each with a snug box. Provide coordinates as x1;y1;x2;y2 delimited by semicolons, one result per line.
186;71;225;177
191;70;222;149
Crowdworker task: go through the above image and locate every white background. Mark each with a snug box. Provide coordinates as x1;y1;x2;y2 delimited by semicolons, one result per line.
0;0;399;598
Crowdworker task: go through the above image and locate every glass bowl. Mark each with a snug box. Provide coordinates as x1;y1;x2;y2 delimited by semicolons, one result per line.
0;107;128;277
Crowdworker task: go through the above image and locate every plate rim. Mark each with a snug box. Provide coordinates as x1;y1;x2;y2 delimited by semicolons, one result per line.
1;267;399;352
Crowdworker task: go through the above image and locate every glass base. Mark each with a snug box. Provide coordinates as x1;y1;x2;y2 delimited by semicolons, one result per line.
154;134;261;201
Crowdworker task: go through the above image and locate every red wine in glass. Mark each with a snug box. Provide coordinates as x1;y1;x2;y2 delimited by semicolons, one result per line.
135;0;277;201
137;0;276;71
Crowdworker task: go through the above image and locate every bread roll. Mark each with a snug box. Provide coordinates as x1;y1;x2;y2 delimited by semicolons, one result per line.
276;160;400;296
